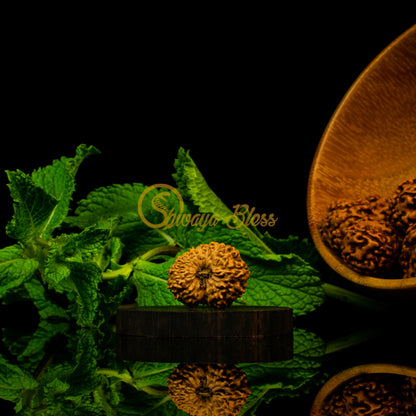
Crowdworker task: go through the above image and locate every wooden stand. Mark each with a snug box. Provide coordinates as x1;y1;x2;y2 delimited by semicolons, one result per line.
116;305;293;363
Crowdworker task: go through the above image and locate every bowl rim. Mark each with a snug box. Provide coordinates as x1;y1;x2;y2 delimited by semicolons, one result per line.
310;363;416;415
307;24;416;291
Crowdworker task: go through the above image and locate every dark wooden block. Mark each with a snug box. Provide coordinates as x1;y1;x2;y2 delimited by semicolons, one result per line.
116;305;293;363
117;333;293;363
116;305;292;338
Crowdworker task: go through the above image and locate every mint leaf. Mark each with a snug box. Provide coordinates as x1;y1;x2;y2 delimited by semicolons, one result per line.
262;233;321;269
67;183;180;258
67;183;146;228
170;148;325;315
44;225;110;287
0;245;39;298
14;320;69;373
158;220;324;316
172;219;266;257
173;148;275;254
66;262;102;327
62;226;111;264
35;330;102;414
129;362;176;390
6;145;99;243
6;170;59;242
0;354;38;405
241;253;325;316
132;258;181;306
173;147;233;221
44;251;102;327
66;183;166;259
64;329;101;397
24;279;69;320
30;144;99;238
115;391;179;416
239;328;326;415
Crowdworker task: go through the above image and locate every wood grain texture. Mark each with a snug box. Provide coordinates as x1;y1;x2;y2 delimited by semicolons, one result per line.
307;25;416;292
116;305;293;362
116;334;293;363
116;305;292;338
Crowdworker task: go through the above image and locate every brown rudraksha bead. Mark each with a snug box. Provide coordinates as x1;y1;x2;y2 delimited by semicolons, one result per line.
390;177;416;236
318;195;391;253
399;224;416;279
167;242;250;308
341;220;399;276
167;363;251;416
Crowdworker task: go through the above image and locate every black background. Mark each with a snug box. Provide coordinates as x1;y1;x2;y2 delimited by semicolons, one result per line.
1;11;415;415
2;16;415;247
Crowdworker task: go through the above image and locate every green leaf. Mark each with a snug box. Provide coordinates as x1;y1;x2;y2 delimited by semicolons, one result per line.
44;257;102;327
64;226;111;263
129;362;176;391
0;245;39;298
170;148;326;315
241;253;325;316
65;329;101;397
115;390;180;416
67;183;146;228
132;259;181;306
156;220;325;316
0;354;38;404
173;147;232;222
6;145;99;243
6;170;59;242
172;219;265;257
15;320;70;373
37;330;102;414
67;262;102;327
239;328;326;415
30;144;99;238
44;225;110;287
172;148;273;254
24;278;69;320
262;233;321;269
66;183;172;259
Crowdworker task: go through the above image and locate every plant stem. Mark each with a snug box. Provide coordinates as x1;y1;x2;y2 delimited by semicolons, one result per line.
321;283;392;312
101;262;134;280
97;368;168;396
102;245;180;280
97;368;133;384
324;328;383;355
140;244;181;261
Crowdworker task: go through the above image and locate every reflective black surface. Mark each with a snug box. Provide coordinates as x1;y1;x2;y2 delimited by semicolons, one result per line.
1;292;415;415
1;18;416;416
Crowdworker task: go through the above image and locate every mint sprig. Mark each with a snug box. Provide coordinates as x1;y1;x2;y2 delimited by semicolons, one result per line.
1;144;326;326
0;144;383;414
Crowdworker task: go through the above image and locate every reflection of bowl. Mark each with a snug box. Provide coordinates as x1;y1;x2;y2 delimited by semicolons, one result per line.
307;25;416;293
310;363;416;416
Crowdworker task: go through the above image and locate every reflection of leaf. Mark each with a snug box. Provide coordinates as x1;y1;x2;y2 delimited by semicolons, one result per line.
24;279;69;320
0;354;38;410
116;389;183;416
0;245;38;298
5;320;69;374
130;362;177;391
238;328;326;415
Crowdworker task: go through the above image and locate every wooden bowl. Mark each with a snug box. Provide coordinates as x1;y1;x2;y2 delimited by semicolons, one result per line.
307;25;416;293
310;363;416;416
